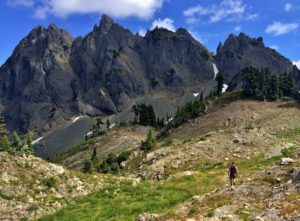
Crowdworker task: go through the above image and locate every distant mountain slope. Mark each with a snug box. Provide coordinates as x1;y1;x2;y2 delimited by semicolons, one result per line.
215;33;299;88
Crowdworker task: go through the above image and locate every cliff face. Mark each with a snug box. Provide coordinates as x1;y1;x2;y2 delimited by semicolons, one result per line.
0;24;78;132
0;15;215;133
215;33;295;85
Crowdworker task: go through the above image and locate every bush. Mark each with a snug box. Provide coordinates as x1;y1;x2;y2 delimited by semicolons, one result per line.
207;211;215;217
83;159;93;173
117;151;131;164
110;163;120;173
140;130;156;151
98;150;132;174
43;177;57;188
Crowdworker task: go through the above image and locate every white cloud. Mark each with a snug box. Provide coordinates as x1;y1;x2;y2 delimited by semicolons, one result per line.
246;13;259;20
293;60;300;69
234;25;241;32
186;17;199;25
265;21;298;36
138;29;147;37
285;3;293;11
7;0;164;19
150;18;175;31
183;0;257;24
270;45;279;50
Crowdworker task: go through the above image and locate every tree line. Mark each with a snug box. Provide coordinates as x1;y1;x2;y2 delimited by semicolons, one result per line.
131;104;165;129
242;67;298;101
0;115;34;155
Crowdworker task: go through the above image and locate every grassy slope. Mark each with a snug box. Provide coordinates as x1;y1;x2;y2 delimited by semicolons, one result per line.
37;149;299;221
37;93;300;220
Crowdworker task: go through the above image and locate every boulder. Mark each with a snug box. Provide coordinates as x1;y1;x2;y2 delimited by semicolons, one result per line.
136;213;159;221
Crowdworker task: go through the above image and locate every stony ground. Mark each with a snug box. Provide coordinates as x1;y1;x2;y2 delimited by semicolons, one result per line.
124;100;300;180
0;152;115;221
55;125;150;170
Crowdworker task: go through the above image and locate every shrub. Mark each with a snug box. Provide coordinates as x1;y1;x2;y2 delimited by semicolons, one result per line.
207;210;215;217
117;151;131;164
140;130;156;151
43;177;57;188
83;159;93;173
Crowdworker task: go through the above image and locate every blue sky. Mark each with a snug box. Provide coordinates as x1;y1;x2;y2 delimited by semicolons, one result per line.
1;0;300;67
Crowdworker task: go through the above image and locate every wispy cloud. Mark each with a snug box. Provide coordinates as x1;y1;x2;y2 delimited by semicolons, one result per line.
284;3;293;12
150;18;175;31
265;21;298;36
234;25;241;32
183;0;258;24
138;29;147;37
293;60;300;69
7;0;165;19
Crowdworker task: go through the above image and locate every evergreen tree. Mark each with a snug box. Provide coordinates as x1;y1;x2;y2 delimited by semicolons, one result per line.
215;73;224;95
106;118;110;130
0;134;13;153
91;148;99;166
200;92;203;101
140;130;156;151
0;114;8;135
147;105;156;127
131;105;139;123
24;131;34;155
12;131;22;151
269;75;280;100
83;159;93;173
280;73;298;97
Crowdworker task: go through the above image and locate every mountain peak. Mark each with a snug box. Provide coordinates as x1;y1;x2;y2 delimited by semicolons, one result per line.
99;14;114;33
175;28;192;38
48;23;59;31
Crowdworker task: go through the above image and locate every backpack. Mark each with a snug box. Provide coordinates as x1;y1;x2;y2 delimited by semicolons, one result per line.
229;165;237;175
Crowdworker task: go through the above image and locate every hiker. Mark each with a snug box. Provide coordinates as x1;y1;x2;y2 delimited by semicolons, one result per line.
228;162;238;186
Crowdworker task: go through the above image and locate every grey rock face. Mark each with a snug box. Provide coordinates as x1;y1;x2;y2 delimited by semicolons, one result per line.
0;24;78;133
0;15;215;133
215;33;296;85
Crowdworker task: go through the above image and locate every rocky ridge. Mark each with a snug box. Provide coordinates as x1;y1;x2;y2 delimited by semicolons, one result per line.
0;16;299;135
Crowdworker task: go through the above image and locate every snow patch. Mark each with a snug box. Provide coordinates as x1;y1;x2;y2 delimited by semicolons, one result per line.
222;84;229;93
109;124;116;129
72;116;83;123
86;131;93;137
100;89;106;96
166;117;174;123
193;93;200;97
212;63;219;79
32;137;44;145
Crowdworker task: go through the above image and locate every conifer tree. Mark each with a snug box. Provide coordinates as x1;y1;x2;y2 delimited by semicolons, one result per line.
12;131;22;151
106;118;110;130
215;73;224;95
140;130;156;151
0;134;13;153
24;131;34;155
